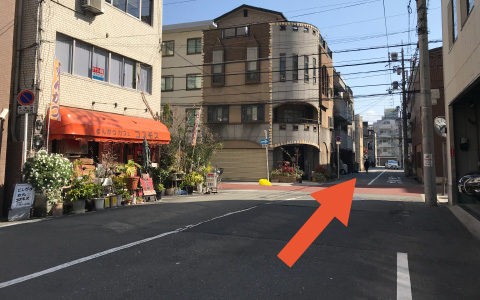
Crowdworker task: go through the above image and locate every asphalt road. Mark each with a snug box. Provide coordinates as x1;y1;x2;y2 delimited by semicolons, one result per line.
0;176;479;299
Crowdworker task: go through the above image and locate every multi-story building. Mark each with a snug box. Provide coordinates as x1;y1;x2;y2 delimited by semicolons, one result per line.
3;0;169;212
0;0;17;216
161;20;216;129
373;108;402;166
363;122;377;167
442;0;479;204
407;47;446;183
332;69;354;173
355;115;364;171
203;5;334;180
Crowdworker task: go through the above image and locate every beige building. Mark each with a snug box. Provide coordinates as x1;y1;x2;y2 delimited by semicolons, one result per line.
161;20;216;131
442;0;479;204
0;0;17;216
203;5;334;180
355;115;364;171
4;0;168;210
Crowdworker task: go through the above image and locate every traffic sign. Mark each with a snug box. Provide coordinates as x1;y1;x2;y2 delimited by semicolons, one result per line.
335;136;341;143
260;138;269;145
18;90;35;106
17;106;34;115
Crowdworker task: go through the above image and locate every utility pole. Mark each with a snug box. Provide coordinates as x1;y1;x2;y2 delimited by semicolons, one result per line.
401;47;408;172
417;0;437;205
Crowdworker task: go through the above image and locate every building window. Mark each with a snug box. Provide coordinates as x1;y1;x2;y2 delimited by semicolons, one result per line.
280;53;286;81
303;27;309;33
162;41;174;56
312;30;316;36
55;34;73;74
244;9;248;17
312;58;317;84
222;26;250;39
92;47;108;82
304;56;309;82
293;55;298;81
161;76;173;91
212;50;224;84
111;0;152;25
448;0;458;47
138;64;152;93
110;54;123;86
280;25;286;31
74;40;92;78
123;58;136;89
186;74;201;90
207;106;229;123
246;47;258;82
293;26;298;31
468;0;474;14
241;105;264;122
187;38;202;54
55;33;151;92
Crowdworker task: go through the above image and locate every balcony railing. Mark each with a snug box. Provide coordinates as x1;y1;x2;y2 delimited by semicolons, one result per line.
273;117;318;124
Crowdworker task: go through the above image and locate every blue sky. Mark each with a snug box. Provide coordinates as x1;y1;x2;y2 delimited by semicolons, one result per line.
163;0;443;124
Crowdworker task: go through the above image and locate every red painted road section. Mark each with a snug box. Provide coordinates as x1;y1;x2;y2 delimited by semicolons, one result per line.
278;179;356;267
219;182;434;197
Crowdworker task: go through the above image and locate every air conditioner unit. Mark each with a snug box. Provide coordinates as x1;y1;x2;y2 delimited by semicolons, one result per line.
82;0;104;15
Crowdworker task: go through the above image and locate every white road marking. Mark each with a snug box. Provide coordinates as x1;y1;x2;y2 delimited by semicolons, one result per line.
0;205;260;289
397;252;413;300
387;176;403;184
368;170;386;185
0;219;44;228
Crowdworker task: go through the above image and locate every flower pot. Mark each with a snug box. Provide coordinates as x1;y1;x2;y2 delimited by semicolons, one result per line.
126;177;140;191
94;198;104;210
132;196;136;204
125;199;132;205
156;191;162;200
52;202;63;217
165;188;174;196
72;199;86;214
196;184;203;194
187;186;194;195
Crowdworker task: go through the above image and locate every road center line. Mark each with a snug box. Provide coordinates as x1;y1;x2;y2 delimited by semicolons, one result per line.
0;205;260;289
368;170;386;185
397;252;413;300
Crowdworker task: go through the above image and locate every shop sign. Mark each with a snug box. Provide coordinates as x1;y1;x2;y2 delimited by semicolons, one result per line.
93;67;105;81
94;128;161;140
140;176;155;196
424;153;433;167
8;183;35;221
50;58;61;121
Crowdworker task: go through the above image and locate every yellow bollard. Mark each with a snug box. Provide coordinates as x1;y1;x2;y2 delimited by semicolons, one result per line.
259;179;272;186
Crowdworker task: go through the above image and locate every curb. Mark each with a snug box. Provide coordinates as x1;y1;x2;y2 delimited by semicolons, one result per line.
448;205;480;241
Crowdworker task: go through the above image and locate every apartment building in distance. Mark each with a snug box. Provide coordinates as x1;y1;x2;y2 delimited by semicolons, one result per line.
3;0;169;213
202;5;334;180
442;0;480;204
332;70;355;173
363;121;377;167
161;20;216;129
373;108;402;166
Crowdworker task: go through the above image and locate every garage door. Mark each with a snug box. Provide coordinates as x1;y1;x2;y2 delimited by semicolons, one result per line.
210;149;267;181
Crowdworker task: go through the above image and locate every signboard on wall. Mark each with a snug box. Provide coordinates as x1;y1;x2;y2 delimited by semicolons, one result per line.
93;67;105;81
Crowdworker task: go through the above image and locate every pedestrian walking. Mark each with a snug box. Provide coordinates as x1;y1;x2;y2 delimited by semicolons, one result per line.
364;159;370;174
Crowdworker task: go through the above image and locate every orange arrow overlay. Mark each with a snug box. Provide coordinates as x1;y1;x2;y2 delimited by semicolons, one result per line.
277;179;356;267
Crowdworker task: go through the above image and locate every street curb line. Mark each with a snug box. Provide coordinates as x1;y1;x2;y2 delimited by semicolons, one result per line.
448;205;480;241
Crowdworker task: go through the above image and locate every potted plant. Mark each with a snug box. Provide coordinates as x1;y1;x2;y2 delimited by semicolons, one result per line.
123;160;142;191
91;183;104;210
122;190;131;205
155;183;165;200
184;173;197;195
22;150;73;216
136;196;144;204
113;175;126;206
66;177;92;214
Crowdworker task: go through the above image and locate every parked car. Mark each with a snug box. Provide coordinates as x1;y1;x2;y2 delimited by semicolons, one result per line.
458;173;480;196
385;160;399;169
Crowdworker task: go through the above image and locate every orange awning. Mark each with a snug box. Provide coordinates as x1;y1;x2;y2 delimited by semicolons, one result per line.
48;106;170;144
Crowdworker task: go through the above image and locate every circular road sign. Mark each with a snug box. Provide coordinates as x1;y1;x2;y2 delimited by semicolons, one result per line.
18;90;35;106
336;136;341;143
